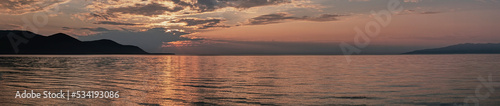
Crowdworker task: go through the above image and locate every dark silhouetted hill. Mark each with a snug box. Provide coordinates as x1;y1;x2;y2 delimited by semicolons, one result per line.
0;30;159;54
404;43;500;54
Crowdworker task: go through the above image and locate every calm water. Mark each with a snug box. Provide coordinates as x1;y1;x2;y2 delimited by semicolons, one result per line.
1;55;500;105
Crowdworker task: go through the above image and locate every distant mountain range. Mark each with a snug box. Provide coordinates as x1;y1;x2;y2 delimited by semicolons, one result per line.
404;43;500;54
0;30;173;55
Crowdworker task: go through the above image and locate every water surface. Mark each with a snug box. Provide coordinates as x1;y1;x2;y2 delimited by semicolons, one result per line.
1;55;500;105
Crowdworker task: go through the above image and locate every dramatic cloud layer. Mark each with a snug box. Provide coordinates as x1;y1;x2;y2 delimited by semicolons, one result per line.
0;0;70;14
73;0;299;32
87;0;293;18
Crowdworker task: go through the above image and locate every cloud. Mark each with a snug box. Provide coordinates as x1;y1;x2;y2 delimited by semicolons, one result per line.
88;0;293;17
246;12;342;25
348;0;371;2
420;11;441;14
0;0;70;14
86;13;116;20
304;14;342;21
246;13;297;25
476;0;500;3
69;0;305;33
94;21;143;26
169;0;292;13
226;0;292;9
399;9;443;15
62;27;114;32
106;2;184;16
170;18;230;29
403;0;422;3
0;24;22;30
61;27;117;35
349;0;422;2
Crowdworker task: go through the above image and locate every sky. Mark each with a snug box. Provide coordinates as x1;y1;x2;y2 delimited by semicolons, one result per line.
1;0;499;55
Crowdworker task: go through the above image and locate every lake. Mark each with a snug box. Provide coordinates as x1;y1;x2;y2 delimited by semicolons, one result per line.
1;55;500;105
